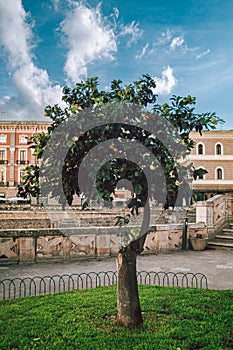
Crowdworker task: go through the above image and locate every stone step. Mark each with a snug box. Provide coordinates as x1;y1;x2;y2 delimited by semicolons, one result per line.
60;219;79;228
207;223;233;250
223;228;233;233
208;241;233;250
215;235;233;241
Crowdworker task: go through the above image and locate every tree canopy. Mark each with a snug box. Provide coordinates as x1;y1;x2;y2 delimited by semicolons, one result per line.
18;75;223;214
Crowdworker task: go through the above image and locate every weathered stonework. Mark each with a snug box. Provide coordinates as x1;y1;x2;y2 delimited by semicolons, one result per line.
19;237;35;263
0;193;231;264
0;223;202;264
0;238;18;260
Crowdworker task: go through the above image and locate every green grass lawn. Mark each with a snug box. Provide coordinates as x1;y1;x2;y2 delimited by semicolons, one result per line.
0;286;232;350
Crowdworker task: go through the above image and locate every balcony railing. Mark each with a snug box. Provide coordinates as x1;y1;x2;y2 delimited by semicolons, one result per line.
16;160;29;165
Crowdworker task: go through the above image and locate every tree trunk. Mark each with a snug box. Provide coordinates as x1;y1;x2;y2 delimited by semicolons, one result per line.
117;201;150;327
117;247;143;327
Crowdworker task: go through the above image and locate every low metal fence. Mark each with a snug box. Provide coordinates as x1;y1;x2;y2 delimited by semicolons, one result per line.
0;271;208;300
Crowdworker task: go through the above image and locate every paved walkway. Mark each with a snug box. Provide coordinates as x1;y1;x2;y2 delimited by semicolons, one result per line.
0;250;233;290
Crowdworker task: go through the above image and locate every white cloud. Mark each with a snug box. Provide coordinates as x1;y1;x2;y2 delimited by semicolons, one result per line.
13;63;62;107
170;36;184;50
119;20;143;47
112;7;119;20
153;66;177;95
60;2;117;84
156;30;193;54
0;96;10;106
0;0;33;69
52;0;60;11
135;43;149;59
0;0;63;120
158;29;173;46
196;49;210;60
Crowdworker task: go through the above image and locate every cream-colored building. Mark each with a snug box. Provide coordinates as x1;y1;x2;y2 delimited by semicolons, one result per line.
185;130;233;200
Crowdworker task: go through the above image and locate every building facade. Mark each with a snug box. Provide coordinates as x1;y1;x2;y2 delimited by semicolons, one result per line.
185;130;233;200
0;121;232;201
0;121;50;199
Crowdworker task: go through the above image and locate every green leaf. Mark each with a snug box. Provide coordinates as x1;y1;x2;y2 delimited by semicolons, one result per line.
135;184;143;195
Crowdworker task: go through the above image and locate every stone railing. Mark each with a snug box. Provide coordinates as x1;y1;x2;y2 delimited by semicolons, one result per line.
195;193;233;238
0;220;206;264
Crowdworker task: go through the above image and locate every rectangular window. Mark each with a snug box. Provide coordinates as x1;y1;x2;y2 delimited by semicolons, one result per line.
19;135;28;144
0;171;5;182
0;135;6;143
20;150;26;161
0;150;5;160
20;170;25;183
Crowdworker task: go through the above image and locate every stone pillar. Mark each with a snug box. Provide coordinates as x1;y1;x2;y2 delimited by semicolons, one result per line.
196;195;228;238
96;234;111;257
9;128;16;187
19;237;36;263
9;147;15;187
196;200;214;226
63;237;71;259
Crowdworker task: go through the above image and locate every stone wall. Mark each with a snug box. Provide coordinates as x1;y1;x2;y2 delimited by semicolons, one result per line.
0;207;125;229
0;219;51;230
0;221;205;264
1;194;231;264
0;206;191;229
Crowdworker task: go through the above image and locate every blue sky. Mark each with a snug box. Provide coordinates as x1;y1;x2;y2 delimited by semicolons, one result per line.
0;0;232;129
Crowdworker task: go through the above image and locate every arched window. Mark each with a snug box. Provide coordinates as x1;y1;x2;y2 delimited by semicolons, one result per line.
216;168;223;180
216;143;222;155
197;143;204;155
198;169;204;180
196;167;206;180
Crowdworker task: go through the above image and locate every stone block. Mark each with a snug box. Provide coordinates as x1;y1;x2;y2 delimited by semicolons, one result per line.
69;235;95;258
0;238;19;261
19;237;35;263
110;234;121;255
96;234;111;257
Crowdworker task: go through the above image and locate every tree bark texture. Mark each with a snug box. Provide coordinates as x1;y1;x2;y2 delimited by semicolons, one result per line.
117;247;143;327
117;201;150;327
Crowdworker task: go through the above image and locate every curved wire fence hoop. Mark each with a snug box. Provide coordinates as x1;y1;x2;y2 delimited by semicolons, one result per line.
0;270;208;300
